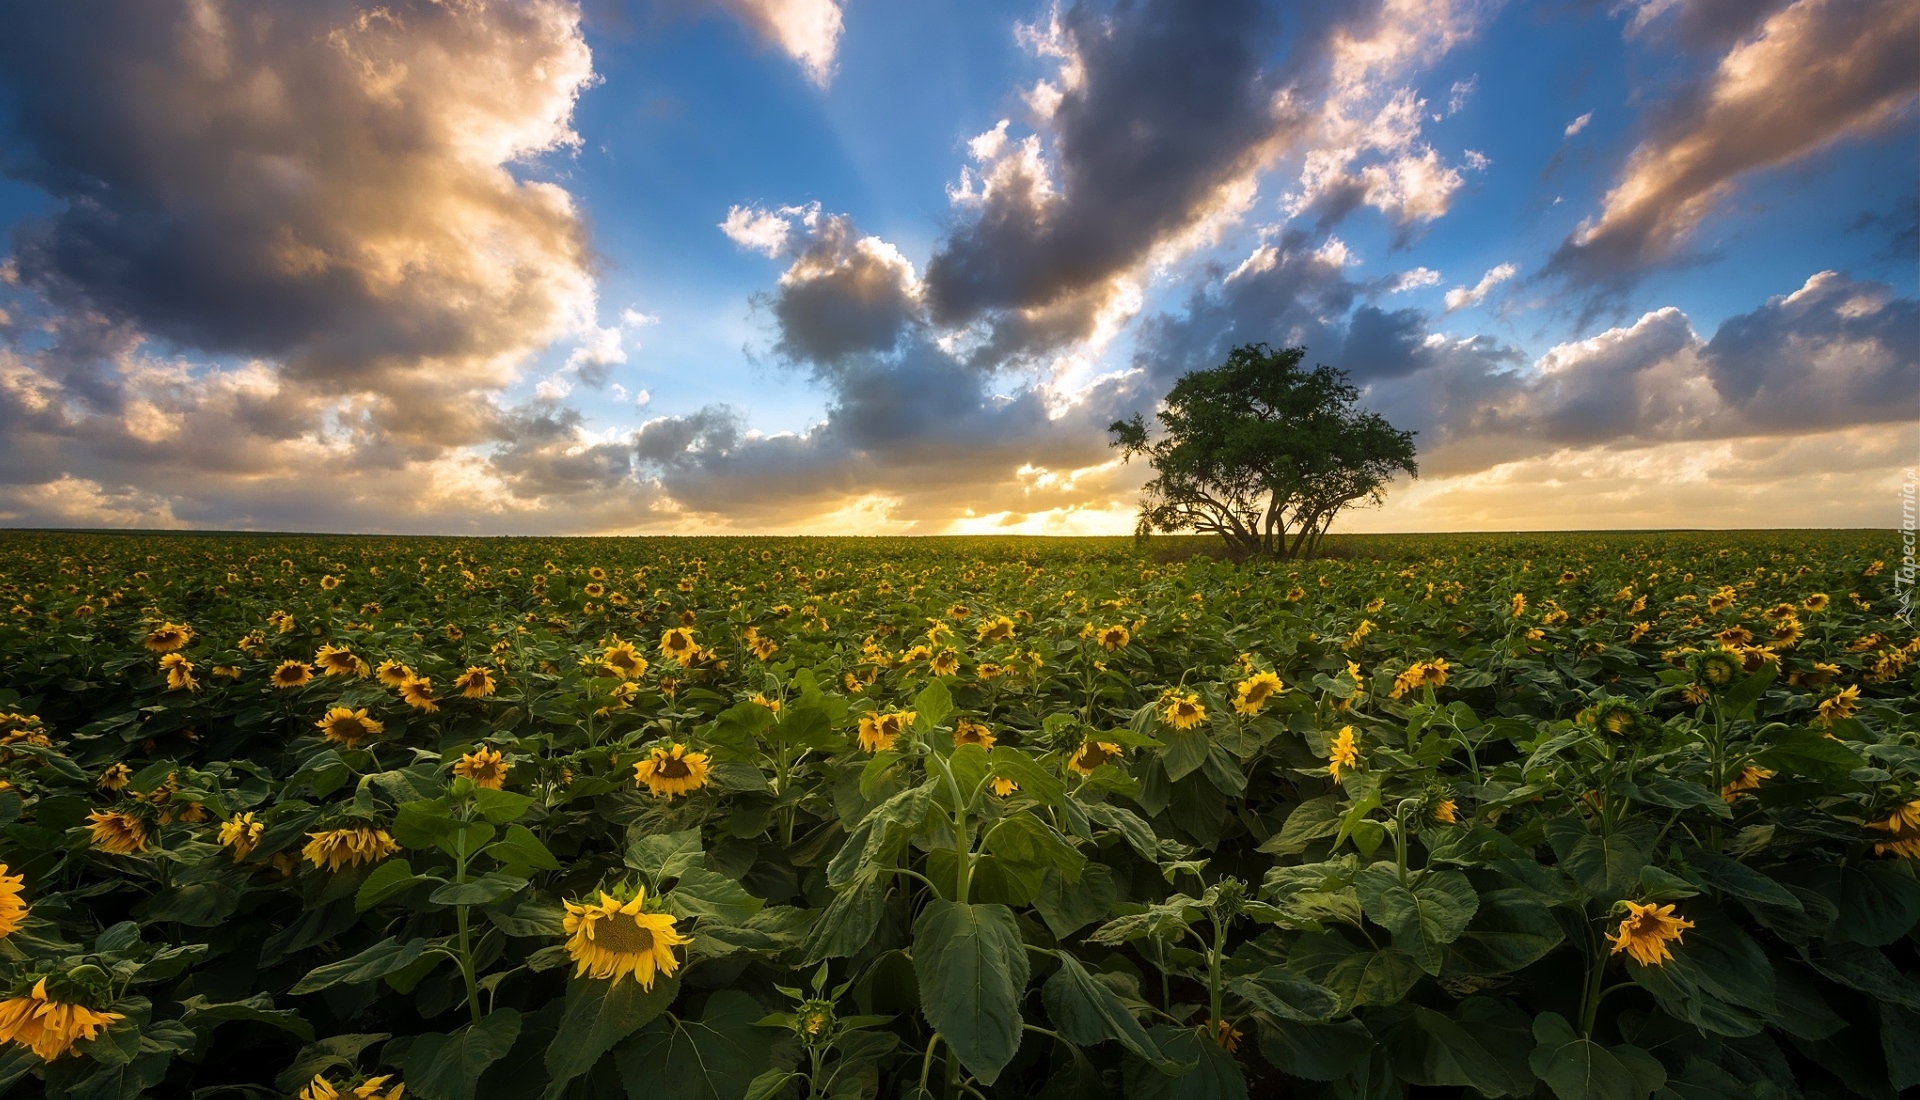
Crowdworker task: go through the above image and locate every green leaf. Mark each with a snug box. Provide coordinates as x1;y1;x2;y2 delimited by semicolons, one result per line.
1254;1018;1372;1082
1396;1002;1534;1097
665;867;764;923
770;703;836;750
799;874;890;965
356;858;427;911
486;824;561;872
1546;817;1647;903
984;812;1084;881
743;1070;800;1100
912;899;1028;1086
1121;1025;1247;1100
627;827;706;882
405;1009;524;1100
1527;1012;1663;1100
615;990;776;1100
1443;888;1564;976
471;787;534;823
1159;726;1211;782
178;994;315;1041
914;679;954;728
274;1034;391;1093
1228;967;1339;1023
1316;945;1424;1011
988;746;1065;806
1680;851;1800;911
1819;861;1920;947
1630;778;1731;820
1034;863;1117;939
1042;952;1171;1067
290;937;428;995
1354;865;1478;975
429;871;528;907
1258;795;1342;857
543;975;682;1094
826;781;936;888
1754;726;1865;784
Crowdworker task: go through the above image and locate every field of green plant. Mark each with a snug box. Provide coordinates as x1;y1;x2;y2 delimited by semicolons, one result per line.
0;530;1913;1100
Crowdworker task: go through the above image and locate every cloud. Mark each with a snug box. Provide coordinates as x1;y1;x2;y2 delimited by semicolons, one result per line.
1384;266;1441;292
720;202;819;256
922;0;1300;361
1442;262;1517;311
0;0;599;447
1551;0;1919;290
713;0;843;87
768;214;924;368
1564;111;1593;137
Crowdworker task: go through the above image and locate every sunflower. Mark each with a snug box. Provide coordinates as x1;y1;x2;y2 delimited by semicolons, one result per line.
953;720;995;750
1868;799;1920;859
1691;650;1741;690
1327;726;1360;783
87;810;147;855
1209;1018;1243;1053
1431;798;1458;825
0;978;125;1060
1606;901;1694;966
315;644;368;678
659;627;700;664
989;776;1019;797
1510;593;1527;618
562;888;690;990
749;692;781;713
1719;764;1772;804
398;677;439;713
1162;692;1206;730
218;813;264;861
1815;685;1859;727
353;1074;405;1100
316;707;384;749
453;746;510;790
374;659;415;688
1803;592;1829;612
159;652;197;692
929;649;961;677
1589;699;1645;739
857;711;914;753
97;763;132;791
976;615;1015;643
748;634;779;661
633;744;711;798
299;1076;340;1100
142;622;193;654
602;639;648;679
454;666;495;699
302;828;400;872
0;864;27;936
1232;671;1283;716
1069;740;1122;775
271;661;314;689
1095;624;1130;651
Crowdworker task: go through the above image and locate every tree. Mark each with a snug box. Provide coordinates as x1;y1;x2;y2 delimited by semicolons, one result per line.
1109;343;1417;560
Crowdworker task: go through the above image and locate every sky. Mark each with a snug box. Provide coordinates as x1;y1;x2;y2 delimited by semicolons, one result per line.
0;0;1913;536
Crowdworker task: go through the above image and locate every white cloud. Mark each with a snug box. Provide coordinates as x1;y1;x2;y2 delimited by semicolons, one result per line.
1387;266;1442;292
1564;111;1593;137
715;0;844;87
1443;262;1518;311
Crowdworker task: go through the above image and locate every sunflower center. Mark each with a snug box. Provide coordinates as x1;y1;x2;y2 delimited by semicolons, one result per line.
332;718;367;739
591;914;658;955
655;756;692;779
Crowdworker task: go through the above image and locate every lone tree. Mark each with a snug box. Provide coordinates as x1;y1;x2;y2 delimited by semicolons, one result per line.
1109;343;1417;560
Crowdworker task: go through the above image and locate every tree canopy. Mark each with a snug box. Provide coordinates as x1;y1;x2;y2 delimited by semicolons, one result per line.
1109;343;1417;559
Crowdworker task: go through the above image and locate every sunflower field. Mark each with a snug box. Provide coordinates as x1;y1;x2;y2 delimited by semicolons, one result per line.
0;530;1915;1100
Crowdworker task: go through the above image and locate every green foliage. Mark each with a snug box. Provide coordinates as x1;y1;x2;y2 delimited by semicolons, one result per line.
1109;343;1418;559
0;528;1913;1099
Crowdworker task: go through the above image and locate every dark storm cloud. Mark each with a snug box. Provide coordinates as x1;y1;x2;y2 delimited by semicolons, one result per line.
768;215;922;369
1549;0;1918;296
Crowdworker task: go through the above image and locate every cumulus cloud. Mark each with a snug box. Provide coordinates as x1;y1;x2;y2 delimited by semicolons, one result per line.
1384;266;1441;292
768;214;924;368
721;202;819;256
0;0;598;447
1552;0;1919;290
1442;262;1516;311
1564;111;1593;137
0;0;703;533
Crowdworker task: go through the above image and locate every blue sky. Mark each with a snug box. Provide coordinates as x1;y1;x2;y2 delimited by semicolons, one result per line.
0;0;1913;534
